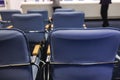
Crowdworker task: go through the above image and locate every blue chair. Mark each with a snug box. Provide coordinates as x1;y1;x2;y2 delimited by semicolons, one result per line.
85;27;120;80
53;12;85;29
0;10;21;27
48;29;120;80
11;13;46;54
27;10;50;26
11;13;49;63
12;13;45;43
0;29;40;80
55;8;75;12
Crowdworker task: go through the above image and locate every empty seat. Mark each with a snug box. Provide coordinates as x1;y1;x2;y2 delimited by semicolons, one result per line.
12;13;45;43
53;12;85;29
0;10;21;27
27;10;50;26
11;13;48;62
48;29;120;80
0;29;40;80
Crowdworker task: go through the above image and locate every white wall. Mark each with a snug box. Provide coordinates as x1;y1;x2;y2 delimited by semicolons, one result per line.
26;0;43;2
5;0;24;11
21;1;120;19
1;0;120;19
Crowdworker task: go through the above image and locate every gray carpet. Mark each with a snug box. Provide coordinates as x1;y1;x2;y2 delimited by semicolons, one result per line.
85;19;120;28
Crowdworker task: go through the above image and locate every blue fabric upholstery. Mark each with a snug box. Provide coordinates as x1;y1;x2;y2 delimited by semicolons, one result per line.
50;29;120;80
53;12;85;29
12;13;45;43
55;8;75;12
0;10;21;27
27;10;49;26
0;29;38;80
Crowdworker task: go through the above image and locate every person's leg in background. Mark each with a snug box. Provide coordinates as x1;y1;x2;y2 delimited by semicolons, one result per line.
101;4;109;27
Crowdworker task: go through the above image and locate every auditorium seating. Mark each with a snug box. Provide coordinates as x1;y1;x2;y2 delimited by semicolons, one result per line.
47;28;120;80
27;9;51;27
0;10;21;27
52;12;85;29
0;29;40;80
11;13;47;57
12;13;45;43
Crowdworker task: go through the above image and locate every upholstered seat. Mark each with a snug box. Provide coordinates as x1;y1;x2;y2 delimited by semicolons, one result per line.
0;10;21;27
53;12;85;29
0;29;40;80
48;28;120;80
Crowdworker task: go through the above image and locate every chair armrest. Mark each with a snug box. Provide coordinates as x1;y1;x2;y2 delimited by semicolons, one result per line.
7;25;13;29
45;24;51;30
47;24;53;30
32;44;41;56
47;45;50;55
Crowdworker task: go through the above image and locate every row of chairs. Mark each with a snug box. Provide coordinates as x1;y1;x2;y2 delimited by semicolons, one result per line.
0;9;50;80
0;8;120;80
0;28;120;80
0;8;85;29
0;9;50;28
0;8;85;54
47;9;120;80
0;9;50;57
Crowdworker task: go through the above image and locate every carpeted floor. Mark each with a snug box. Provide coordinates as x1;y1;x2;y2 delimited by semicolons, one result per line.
85;19;120;28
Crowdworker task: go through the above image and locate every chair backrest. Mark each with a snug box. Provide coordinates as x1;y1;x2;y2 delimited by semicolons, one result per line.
12;13;45;43
27;10;49;26
0;10;21;27
0;29;34;80
50;29;120;80
53;12;85;29
0;10;21;21
55;8;75;12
